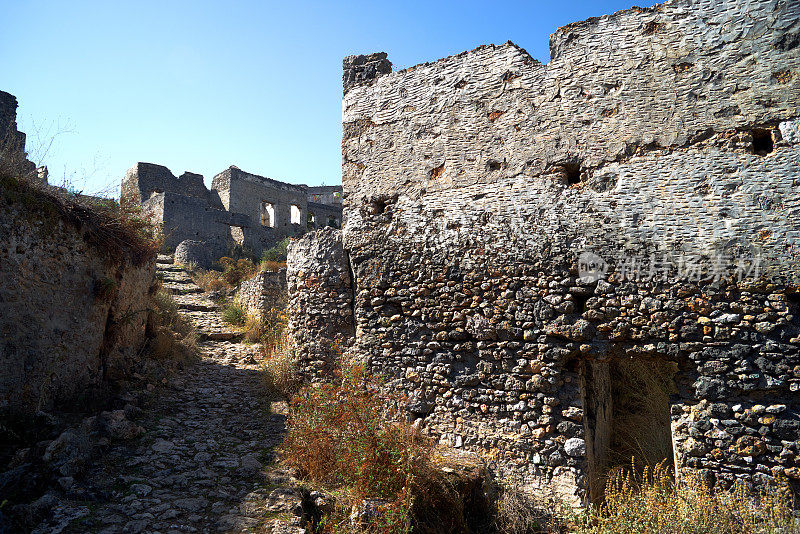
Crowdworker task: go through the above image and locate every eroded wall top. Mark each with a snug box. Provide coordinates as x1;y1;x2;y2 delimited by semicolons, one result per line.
342;0;800;200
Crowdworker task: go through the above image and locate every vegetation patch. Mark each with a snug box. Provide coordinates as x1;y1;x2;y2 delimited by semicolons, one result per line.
262;237;289;263
260;307;297;398
577;462;797;534
279;364;468;533
0;170;159;266
221;303;246;326
146;287;200;362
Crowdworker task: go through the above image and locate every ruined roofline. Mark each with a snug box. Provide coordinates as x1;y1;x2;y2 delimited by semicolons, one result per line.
343;0;680;93
127;161;338;197
307;200;343;211
128;162;207;183
214;165;326;193
306;185;343;192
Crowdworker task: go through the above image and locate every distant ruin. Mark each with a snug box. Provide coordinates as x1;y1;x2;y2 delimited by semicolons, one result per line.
288;0;800;507
122;163;342;258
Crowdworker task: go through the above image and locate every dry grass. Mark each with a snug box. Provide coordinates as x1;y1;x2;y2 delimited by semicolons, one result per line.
242;313;263;343
260;259;287;272
493;485;573;534
147;288;199;362
260;307;298;398
262;350;299;399
192;269;230;293
187;258;257;293
0;169;159;266
579;461;798;534
279;364;467;534
218;256;257;286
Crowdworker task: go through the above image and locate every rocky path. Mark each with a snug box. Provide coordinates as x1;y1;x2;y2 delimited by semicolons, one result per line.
55;257;305;534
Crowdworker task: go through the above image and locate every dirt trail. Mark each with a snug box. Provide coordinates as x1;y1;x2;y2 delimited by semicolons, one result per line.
56;256;303;534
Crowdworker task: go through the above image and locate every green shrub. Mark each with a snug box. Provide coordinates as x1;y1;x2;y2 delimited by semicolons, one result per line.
262;237;289;263
221;303;246;326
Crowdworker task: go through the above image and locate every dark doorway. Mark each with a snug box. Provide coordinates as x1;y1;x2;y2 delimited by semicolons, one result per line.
580;357;677;504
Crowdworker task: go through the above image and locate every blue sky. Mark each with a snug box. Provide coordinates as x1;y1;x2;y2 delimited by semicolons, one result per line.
2;0;659;196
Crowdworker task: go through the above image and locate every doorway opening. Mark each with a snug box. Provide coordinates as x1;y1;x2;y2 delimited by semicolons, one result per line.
580;357;677;504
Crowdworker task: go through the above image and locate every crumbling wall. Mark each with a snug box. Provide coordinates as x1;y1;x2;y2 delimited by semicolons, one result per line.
342;53;392;95
154;192;246;252
307;201;341;230
0;90;37;178
121;162;215;207
0;180;155;419
237;269;288;317
341;0;800;504
306;185;343;206
286;228;354;381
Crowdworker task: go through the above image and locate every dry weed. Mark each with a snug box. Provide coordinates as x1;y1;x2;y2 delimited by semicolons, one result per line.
279;364;468;534
582;461;798;534
147;288;199;362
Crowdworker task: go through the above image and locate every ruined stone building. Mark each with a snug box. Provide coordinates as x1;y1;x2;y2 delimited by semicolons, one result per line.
288;0;800;506
121;162;342;258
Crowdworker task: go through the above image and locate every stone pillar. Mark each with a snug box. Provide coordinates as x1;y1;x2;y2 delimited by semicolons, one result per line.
286;227;355;381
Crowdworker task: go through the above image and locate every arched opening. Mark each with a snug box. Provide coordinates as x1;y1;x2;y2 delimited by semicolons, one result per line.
261;201;275;227
290;204;302;225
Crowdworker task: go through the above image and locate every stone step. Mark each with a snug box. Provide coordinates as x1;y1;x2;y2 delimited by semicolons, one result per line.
156;254;174;265
198;330;241;342
159;272;194;283
157;265;186;273
167;286;203;295
177;302;219;312
173;294;218;308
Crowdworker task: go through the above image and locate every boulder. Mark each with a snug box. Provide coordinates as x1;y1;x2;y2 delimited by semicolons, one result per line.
174;240;224;270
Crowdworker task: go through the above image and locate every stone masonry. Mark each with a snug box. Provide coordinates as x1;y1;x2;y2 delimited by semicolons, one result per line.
122;163;343;259
237;269;288;318
286;228;355;381
0;177;155;420
288;0;800;506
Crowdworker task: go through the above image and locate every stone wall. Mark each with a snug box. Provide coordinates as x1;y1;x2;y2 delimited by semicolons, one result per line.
339;0;800;504
0;179;155;419
0;90;37;178
307;185;343;207
342;53;392;95
307;201;341;229
121;162;216;207
286;228;354;381
145;191;247;253
237;269;288;318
